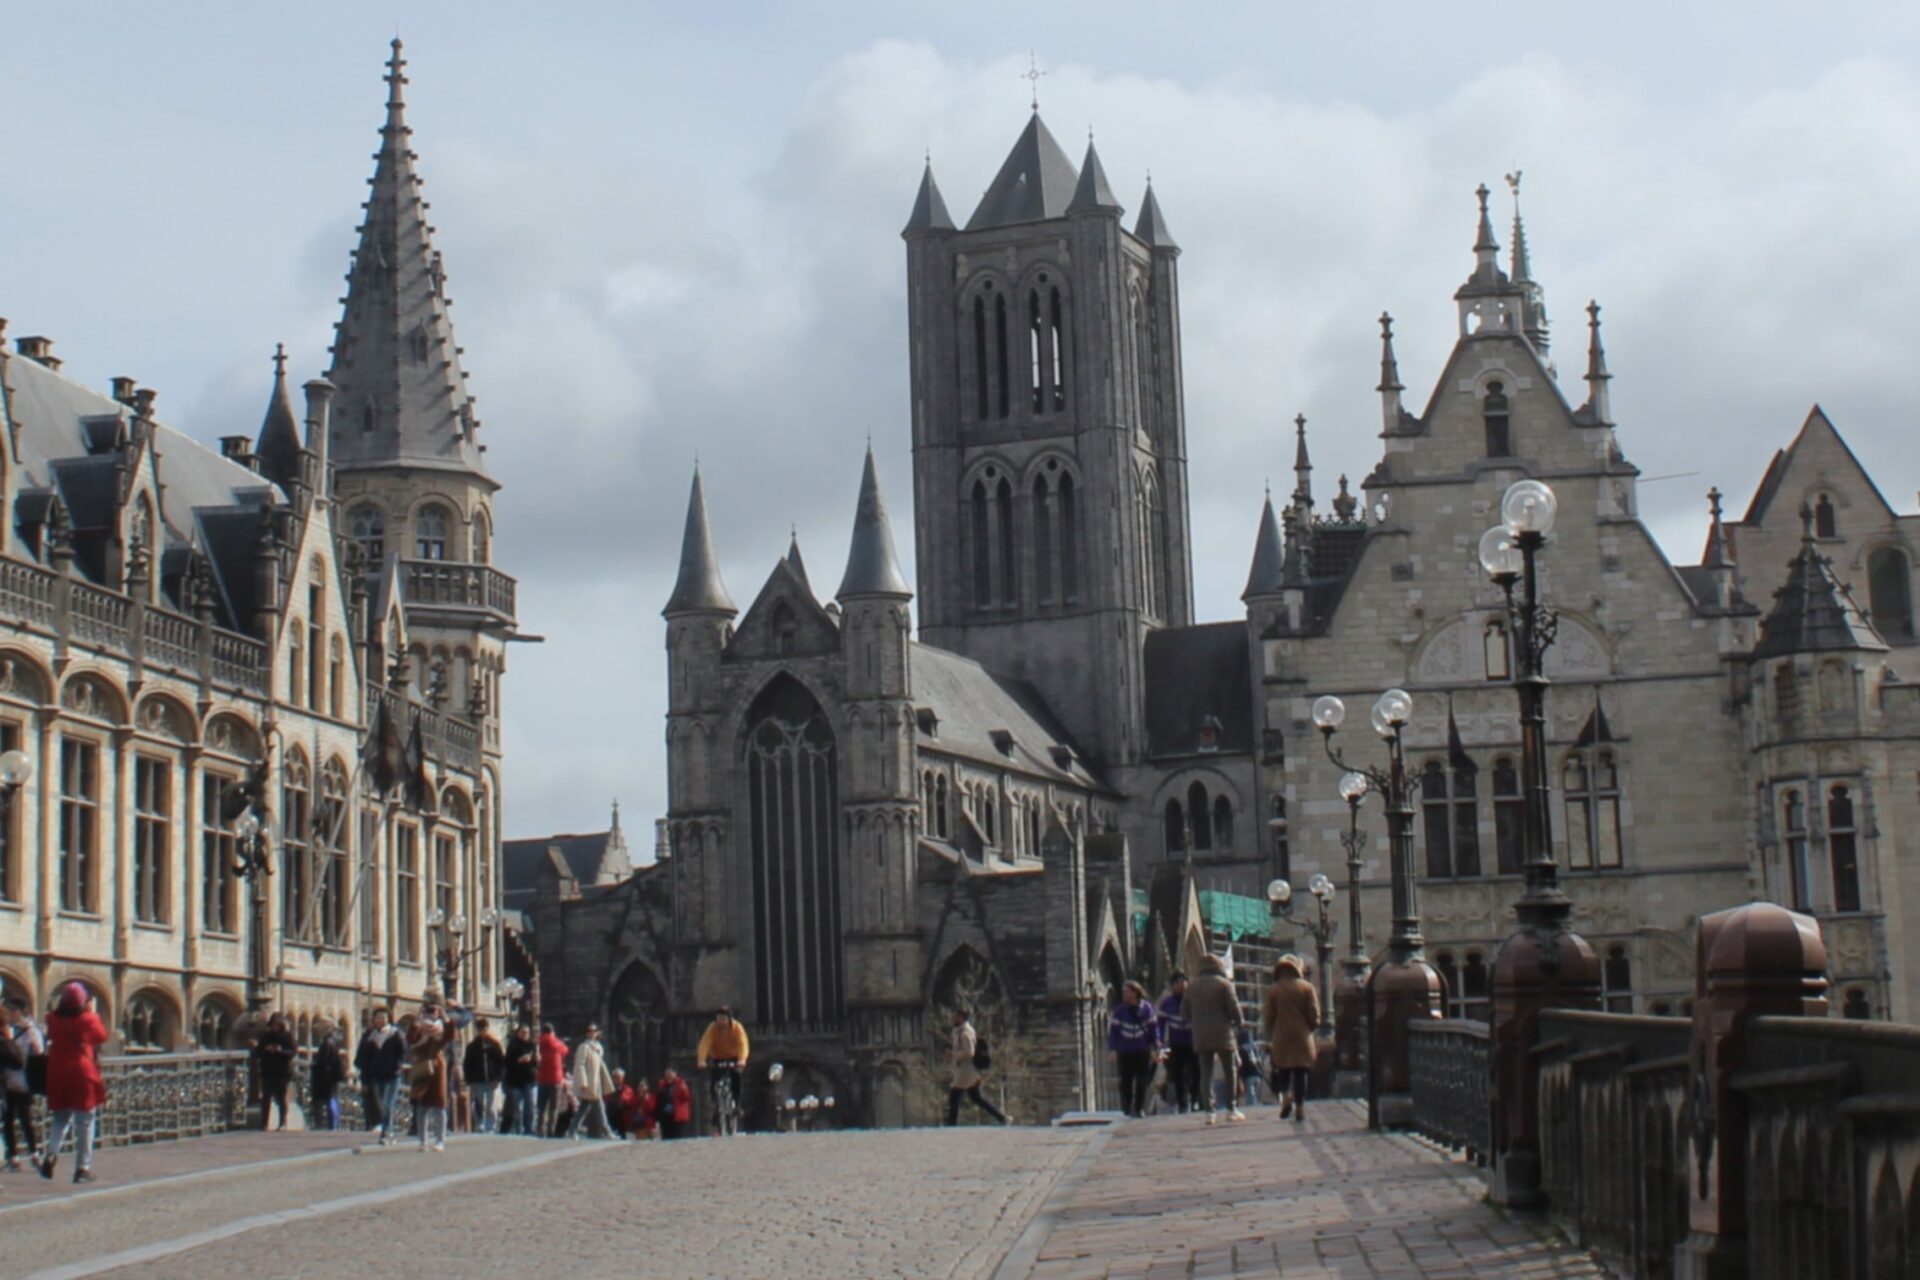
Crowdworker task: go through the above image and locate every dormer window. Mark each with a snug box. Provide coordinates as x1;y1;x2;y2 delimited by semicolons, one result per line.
1197;715;1221;753
990;729;1015;757
1483;381;1512;458
915;708;939;739
1814;493;1837;539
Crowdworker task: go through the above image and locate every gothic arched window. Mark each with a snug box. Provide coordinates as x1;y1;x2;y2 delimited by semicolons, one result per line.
196;997;235;1050
971;294;990;421
1563;750;1623;870
971;481;991;609
1028;288;1045;413
350;505;384;565
123;992;171;1052
744;676;843;1030
1492;757;1524;875
934;773;949;840
1187;781;1211;852
1049;287;1067;412
281;750;311;943
1828;784;1861;913
1033;473;1054;604
996;478;1016;607
1164;799;1185;853
1212;795;1234;851
415;504;450;560
1781;788;1810;910
1868;546;1913;639
320;760;350;947
1814;493;1837;538
1483;381;1512;457
994;292;1011;419
1058;473;1080;602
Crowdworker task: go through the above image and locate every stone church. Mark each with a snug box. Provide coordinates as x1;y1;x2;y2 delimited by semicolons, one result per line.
530;110;1920;1126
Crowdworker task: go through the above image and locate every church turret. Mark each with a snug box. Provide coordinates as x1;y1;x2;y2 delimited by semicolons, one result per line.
1703;487;1739;612
1454;184;1526;338
1506;172;1549;356
1243;492;1285;603
837;447;912;603
838;448;913;699
254;345;307;506
663;469;735;619
902;159;955;236
1576;301;1613;427
1067;137;1122;215
1134;182;1177;250
1377;312;1407;435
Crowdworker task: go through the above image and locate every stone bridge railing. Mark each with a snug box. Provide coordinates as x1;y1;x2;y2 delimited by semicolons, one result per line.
1406;901;1920;1279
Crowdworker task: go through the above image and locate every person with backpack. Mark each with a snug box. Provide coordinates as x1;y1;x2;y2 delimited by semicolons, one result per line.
1107;980;1160;1118
944;1006;1008;1126
2;995;44;1170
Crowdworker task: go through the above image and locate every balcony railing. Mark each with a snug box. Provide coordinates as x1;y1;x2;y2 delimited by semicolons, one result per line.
399;558;516;623
143;608;200;674
69;581;130;649
1406;1018;1492;1164
0;558;56;627
376;688;482;773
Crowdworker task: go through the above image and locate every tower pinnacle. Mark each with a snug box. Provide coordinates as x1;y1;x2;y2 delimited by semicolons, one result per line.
1291;413;1313;507
838;447;912;600
1377;312;1406;434
664;468;735;617
1578;300;1613;426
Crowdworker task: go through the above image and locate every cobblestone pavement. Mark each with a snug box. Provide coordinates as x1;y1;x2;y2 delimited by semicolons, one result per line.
11;1127;1088;1280
0;1128;363;1210
1022;1102;1610;1279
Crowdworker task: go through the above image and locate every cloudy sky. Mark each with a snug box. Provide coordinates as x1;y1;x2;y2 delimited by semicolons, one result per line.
6;3;1918;844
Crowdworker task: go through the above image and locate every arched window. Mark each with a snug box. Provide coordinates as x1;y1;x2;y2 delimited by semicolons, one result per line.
307;574;325;713
996;478;1016;607
972;295;989;421
1782;788;1810;910
288;630;305;707
744;676;843;1028
1828;784;1861;913
1033;474;1054;604
1814;493;1837;539
1028;289;1045;413
281;751;311;942
994;293;1010;419
415;504;450;560
1484;619;1511;681
1139;471;1167;620
1602;945;1633;1013
1164;800;1186;854
472;514;491;565
1187;781;1211;852
1868;547;1914;639
1483;381;1512;457
1212;795;1234;851
982;790;997;846
132;755;171;925
934;774;949;840
196;997;235;1049
1422;758;1480;878
329;636;346;719
1058;473;1079;602
1563;751;1624;870
1492;757;1524;875
971;481;991;609
1270;795;1290;881
123;992;171;1053
1049;287;1067;412
350;506;384;565
320;760;350;946
1130;288;1151;431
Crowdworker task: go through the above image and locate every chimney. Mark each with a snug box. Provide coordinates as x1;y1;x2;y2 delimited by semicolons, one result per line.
16;336;60;371
219;436;254;464
303;377;335;496
110;377;137;406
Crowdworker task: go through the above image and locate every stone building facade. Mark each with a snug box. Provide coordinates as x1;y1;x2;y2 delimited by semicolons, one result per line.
0;40;516;1051
528;113;1920;1126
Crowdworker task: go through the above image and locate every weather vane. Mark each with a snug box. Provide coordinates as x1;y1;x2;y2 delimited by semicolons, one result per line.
1023;51;1046;112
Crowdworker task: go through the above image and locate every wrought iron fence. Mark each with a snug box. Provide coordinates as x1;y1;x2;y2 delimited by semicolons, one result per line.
1406;1017;1491;1163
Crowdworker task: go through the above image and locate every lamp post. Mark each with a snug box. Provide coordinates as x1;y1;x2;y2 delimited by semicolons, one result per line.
1312;687;1441;1128
1333;770;1371;1097
1265;874;1337;1035
1478;479;1599;1206
228;798;276;1128
0;750;32;904
427;907;499;1005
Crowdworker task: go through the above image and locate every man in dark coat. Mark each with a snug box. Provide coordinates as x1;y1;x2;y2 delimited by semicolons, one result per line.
1187;954;1246;1123
462;1017;508;1134
354;1007;407;1143
310;1027;346;1130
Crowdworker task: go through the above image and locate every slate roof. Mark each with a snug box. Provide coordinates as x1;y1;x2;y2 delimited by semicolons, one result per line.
501;824;633;913
1067;139;1121;213
911;643;1106;789
902;161;955;235
1752;525;1888;660
965;114;1081;231
1143;622;1254;758
253;364;305;494
1242;497;1285;599
837;448;911;599
325;40;489;481
1134;184;1176;249
664;469;735;615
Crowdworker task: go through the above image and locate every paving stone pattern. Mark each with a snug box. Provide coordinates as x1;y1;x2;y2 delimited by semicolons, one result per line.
1024;1103;1610;1279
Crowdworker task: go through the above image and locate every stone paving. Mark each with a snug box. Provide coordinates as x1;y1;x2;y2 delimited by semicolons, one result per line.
0;1127;362;1209
1022;1102;1608;1279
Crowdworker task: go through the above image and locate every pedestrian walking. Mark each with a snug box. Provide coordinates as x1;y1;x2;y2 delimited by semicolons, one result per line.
408;1001;458;1152
2;996;45;1170
550;1080;578;1138
462;1017;507;1134
1156;972;1198;1113
1262;954;1321;1123
944;1006;1009;1126
1188;954;1245;1124
39;982;106;1184
567;1024;615;1139
310;1025;346;1131
655;1066;692;1140
355;1008;406;1142
502;1024;538;1135
253;1013;298;1131
1107;981;1160;1118
536;1023;569;1136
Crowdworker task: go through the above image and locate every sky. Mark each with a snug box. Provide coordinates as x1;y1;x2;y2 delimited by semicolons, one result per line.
5;3;1919;845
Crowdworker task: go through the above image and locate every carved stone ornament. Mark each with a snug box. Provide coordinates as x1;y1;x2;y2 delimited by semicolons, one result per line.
137;698;189;741
0;657;48;704
60;675;119;722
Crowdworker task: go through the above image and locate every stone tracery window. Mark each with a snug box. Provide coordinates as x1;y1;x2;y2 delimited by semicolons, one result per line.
415;504;450;560
1562;750;1623;871
1422;758;1480;878
1827;783;1861;913
1868;546;1913;640
350;505;385;564
1781;788;1810;910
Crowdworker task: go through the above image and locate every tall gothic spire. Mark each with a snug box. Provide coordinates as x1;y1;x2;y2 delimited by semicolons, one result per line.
664;469;735;617
1506;171;1550;355
965;114;1080;230
1242;492;1285;601
1134;181;1177;249
1068;136;1122;214
254;343;305;495
1291;413;1313;507
838;447;912;600
1578;300;1613;426
325;39;487;479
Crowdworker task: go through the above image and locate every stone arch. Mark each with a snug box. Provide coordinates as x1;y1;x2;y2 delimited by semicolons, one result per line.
606;961;670;1083
59;670;129;724
203;711;265;762
0;964;32;1008
134;691;197;744
196;991;242;1049
1868;1154;1906;1279
122;986;180;1052
0;649;53;705
931;943;1005;1015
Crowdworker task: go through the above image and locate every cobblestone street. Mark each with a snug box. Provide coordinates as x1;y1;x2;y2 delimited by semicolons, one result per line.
0;1105;1607;1279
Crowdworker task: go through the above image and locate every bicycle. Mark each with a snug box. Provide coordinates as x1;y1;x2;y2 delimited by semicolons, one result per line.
707;1060;742;1137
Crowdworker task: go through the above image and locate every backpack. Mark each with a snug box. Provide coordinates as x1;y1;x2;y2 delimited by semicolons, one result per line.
971;1033;992;1072
26;1052;47;1096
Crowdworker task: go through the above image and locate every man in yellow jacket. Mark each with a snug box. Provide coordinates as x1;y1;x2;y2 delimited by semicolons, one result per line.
694;1007;750;1133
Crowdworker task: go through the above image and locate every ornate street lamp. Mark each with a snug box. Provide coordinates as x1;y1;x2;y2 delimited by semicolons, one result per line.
1312;687;1441;1128
1332;770;1371;1097
427;906;499;1005
1266;874;1337;1035
1478;478;1599;1206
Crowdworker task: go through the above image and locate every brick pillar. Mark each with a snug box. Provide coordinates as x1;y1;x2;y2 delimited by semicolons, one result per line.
1490;926;1601;1205
1674;902;1827;1280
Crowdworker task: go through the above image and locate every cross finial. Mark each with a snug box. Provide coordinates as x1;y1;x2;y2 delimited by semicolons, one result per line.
1708;486;1723;520
1023;51;1047;112
272;343;287;378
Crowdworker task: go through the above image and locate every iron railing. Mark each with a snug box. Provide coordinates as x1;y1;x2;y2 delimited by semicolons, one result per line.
1406;1017;1491;1163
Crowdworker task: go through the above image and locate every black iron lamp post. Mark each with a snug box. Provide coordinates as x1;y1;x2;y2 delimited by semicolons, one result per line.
427;907;499;1005
1332;770;1371;1096
1311;688;1441;1128
1266;873;1337;1035
1478;478;1599;1206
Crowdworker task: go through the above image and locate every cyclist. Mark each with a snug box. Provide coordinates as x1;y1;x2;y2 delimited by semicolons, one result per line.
694;1007;750;1133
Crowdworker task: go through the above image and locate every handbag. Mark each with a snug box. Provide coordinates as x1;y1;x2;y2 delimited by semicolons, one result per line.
408;1056;436;1085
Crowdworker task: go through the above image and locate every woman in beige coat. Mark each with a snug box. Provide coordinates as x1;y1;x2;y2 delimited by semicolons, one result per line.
1261;955;1320;1123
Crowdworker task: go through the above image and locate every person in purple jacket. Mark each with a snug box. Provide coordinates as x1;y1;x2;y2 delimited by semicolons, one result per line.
1157;971;1199;1113
1107;980;1160;1118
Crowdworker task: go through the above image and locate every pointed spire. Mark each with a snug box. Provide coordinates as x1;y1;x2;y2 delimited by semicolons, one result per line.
838;447;913;600
326;39;486;479
1579;300;1613;426
1474;182;1498;257
1752;505;1887;657
663;469;736;617
254;344;305;494
610;798;621;832
965;114;1081;230
1133;181;1177;249
1332;475;1359;523
902;158;955;235
1703;487;1734;570
1505;171;1532;282
1291;413;1313;506
1068;136;1122;214
1242;494;1286;601
785;529;811;592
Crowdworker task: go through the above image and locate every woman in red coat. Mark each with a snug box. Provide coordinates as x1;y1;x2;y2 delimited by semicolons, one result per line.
656;1067;693;1140
41;982;107;1184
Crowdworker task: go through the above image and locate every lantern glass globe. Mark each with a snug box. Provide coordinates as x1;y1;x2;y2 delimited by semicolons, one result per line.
0;749;32;787
1502;479;1558;535
1311;695;1346;730
1338;771;1369;802
1479;525;1523;578
1309;873;1335;899
1266;878;1293;905
1372;688;1413;733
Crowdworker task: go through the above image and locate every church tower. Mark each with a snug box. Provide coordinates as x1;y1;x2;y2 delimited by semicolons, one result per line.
325;41;516;834
902;114;1191;768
